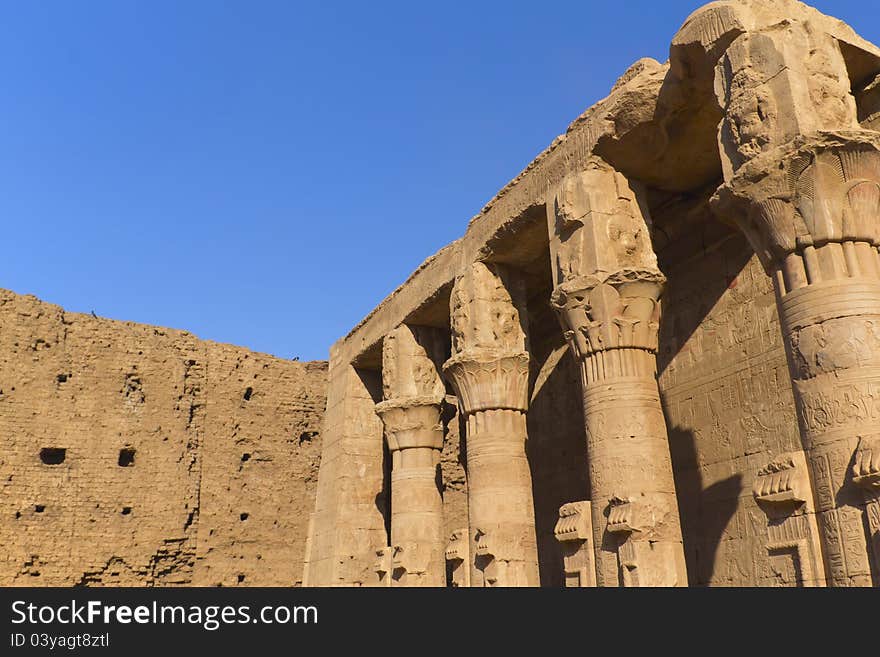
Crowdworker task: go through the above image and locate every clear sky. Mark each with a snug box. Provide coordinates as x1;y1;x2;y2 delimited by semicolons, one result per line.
2;1;878;362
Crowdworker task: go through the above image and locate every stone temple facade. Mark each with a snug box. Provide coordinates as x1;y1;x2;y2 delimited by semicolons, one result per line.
302;0;880;587
3;0;880;588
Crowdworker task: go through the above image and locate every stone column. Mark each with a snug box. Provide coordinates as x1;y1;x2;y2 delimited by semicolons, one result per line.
374;324;446;586
547;161;687;587
442;262;539;587
710;11;880;585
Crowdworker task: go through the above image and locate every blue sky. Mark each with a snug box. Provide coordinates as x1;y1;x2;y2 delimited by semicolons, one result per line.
2;1;877;361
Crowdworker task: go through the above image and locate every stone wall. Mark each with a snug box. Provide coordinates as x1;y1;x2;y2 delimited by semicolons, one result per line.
0;288;327;586
659;232;802;586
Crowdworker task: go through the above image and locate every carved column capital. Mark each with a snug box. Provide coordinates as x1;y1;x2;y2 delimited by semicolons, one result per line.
550;268;665;363
443;261;531;415
441;352;529;415
374;397;444;452
713;132;880;276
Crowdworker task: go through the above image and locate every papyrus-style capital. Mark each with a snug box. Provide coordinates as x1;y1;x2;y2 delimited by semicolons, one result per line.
713;132;880;276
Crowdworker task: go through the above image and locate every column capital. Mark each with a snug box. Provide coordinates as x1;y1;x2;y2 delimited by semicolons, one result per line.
442;352;529;415
713;131;880;274
550;268;664;363
374;399;443;452
547;162;665;373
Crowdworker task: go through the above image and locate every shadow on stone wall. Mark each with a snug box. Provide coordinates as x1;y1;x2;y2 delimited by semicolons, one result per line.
667;423;742;585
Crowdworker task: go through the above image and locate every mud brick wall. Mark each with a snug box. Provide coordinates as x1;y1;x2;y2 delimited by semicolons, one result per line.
0;289;327;586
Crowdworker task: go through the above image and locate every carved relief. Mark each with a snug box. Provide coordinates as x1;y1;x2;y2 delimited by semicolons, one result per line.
448;261;528;359
853;437;880;572
472;528;535;588
752;452;824;587
553;501;595;587
604;495;684;587
445;528;470;588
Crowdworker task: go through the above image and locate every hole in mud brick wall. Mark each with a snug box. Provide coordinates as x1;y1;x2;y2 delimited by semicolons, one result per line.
39;447;67;465
118;448;136;467
298;431;317;444
34;505;45;513
121;507;132;515
243;387;253;401
237;574;245;583
240;512;249;521
241;453;251;463
56;373;70;384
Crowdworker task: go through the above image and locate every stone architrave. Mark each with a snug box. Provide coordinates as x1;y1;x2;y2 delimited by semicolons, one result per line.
442;262;540;587
705;2;880;585
547;160;687;587
374;324;447;586
554;501;595;587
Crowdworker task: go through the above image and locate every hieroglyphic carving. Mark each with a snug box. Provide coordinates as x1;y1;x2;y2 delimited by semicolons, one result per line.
553;501;595;587
547;162;686;587
443;262;539;587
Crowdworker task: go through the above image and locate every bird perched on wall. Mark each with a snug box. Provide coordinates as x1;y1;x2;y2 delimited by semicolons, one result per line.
90;310;98;318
